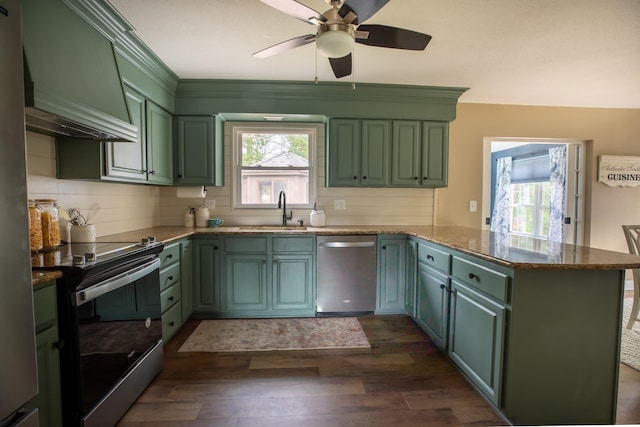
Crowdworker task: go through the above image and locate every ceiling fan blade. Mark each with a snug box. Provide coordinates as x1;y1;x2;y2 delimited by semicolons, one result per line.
339;0;390;24
329;54;352;78
356;24;432;50
253;34;316;58
259;0;326;25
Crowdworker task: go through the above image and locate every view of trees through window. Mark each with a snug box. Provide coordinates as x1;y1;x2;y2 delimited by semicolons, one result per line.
510;182;551;239
238;131;312;206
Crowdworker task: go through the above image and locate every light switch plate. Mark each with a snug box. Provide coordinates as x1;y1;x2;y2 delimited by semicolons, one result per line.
469;200;477;212
334;199;346;210
205;199;216;209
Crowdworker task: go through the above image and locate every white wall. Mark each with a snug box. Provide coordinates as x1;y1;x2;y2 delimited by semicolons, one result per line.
26;132;160;238
159;122;435;227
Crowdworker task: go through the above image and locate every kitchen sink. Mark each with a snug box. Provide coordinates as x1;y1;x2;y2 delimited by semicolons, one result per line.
235;225;308;231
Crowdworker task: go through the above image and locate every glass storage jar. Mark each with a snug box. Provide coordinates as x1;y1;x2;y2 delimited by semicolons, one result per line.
28;199;43;252
36;199;61;249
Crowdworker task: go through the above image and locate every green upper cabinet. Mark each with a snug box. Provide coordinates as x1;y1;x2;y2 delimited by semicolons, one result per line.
327;119;447;188
174;116;224;186
390;121;448;187
145;100;173;184
327;119;390;187
56;85;174;185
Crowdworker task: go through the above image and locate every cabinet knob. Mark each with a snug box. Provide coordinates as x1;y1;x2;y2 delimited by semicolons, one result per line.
167;254;173;259
168;276;173;281
469;273;478;281
414;177;418;180
353;176;357;180
382;245;387;250
169;321;175;327
363;176;367;180
423;177;427;180
214;246;219;250
426;254;434;261
262;260;267;265
54;340;65;350
149;170;156;175
440;284;446;289
168;296;174;301
177;174;182;178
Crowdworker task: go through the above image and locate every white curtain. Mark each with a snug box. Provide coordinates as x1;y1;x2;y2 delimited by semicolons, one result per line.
490;156;512;234
548;146;567;243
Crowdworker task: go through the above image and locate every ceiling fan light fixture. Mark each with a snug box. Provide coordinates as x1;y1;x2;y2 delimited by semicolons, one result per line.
316;25;354;58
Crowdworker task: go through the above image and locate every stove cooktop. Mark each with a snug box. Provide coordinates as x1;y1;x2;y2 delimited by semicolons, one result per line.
32;237;163;269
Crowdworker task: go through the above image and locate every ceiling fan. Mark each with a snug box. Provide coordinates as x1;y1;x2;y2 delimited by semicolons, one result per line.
253;0;432;79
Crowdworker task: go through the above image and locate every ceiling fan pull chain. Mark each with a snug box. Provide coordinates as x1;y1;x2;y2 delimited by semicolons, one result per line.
352;47;356;90
314;43;319;85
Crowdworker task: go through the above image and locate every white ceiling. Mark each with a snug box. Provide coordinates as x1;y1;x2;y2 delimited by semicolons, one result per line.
108;0;640;108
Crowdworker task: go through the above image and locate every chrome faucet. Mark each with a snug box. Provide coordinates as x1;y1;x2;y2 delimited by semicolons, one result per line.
278;190;293;226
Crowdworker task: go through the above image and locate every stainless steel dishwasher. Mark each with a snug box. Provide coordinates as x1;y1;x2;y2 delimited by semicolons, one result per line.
316;235;377;315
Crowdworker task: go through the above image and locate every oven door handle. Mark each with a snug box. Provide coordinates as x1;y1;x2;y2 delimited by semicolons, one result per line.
75;258;161;306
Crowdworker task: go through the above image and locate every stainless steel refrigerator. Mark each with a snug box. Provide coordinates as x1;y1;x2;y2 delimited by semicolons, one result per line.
0;0;40;425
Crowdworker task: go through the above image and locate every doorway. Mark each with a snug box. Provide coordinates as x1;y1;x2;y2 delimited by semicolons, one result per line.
481;138;586;245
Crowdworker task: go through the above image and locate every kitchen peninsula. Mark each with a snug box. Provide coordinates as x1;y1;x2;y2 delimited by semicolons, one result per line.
92;224;640;425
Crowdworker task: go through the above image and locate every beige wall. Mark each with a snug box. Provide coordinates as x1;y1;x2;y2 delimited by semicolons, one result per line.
26;132;160;238
159;122;435;227
438;103;640;253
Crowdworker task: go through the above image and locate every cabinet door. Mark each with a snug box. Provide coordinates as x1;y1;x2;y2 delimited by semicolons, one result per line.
377;238;406;314
391;121;421;186
361;120;390;186
416;263;450;349
104;87;147;181
146;100;173;184
404;239;418;318
272;254;314;311
175;116;219;185
420;121;448;186
449;280;505;406
30;326;63;427
327;119;360;186
193;239;221;313
225;254;268;311
180;239;193;321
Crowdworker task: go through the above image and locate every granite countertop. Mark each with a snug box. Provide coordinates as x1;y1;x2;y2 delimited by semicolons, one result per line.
32;270;62;286
98;225;640;270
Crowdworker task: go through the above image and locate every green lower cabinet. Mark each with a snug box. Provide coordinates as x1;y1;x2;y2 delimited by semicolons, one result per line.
193;238;221;314
416;262;450;350
31;280;62;427
377;236;406;314
180;239;194;321
448;280;505;406
272;254;314;311
159;241;183;343
225;254;269;311
404;239;417;318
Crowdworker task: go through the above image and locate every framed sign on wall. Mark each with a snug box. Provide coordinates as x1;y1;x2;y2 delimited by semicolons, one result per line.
598;155;640;187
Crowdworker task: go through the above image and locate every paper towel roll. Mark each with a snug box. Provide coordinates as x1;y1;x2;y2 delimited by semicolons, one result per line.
176;186;207;198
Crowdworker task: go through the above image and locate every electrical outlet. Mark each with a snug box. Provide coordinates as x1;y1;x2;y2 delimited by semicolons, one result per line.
205;199;216;209
334;199;346;210
469;200;477;212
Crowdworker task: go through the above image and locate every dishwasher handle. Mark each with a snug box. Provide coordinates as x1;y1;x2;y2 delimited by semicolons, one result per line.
319;241;375;248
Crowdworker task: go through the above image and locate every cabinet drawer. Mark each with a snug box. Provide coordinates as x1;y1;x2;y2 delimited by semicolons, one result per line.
452;257;509;303
418;242;451;273
225;237;267;253
160;243;180;267
160;262;180;291
33;282;57;334
162;301;182;343
272;236;315;252
161;283;180;313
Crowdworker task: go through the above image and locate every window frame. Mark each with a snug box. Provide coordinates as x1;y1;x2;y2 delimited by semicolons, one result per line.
510;181;551;240
231;123;317;209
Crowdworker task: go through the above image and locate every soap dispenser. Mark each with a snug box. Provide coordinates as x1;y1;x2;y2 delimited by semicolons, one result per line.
310;203;326;227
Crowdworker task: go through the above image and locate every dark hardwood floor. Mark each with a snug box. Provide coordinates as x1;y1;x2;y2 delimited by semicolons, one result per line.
117;308;640;426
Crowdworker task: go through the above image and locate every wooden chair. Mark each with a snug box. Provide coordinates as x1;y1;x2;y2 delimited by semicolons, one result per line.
623;225;640;329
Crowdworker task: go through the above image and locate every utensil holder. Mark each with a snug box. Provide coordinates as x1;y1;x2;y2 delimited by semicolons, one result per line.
70;224;96;242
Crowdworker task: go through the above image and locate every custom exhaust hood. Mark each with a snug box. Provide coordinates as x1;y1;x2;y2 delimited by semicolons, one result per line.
21;0;137;141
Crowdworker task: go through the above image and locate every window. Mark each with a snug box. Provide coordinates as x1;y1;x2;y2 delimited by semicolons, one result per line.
233;124;316;208
510;181;550;239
